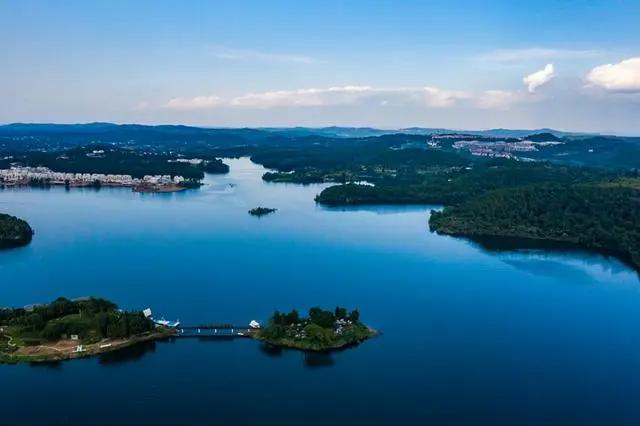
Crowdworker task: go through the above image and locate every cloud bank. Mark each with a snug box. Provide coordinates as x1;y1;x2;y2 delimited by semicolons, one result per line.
164;95;225;110
163;65;566;112
586;57;640;93
164;85;524;111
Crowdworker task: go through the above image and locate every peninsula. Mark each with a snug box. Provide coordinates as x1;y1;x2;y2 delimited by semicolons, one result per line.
0;297;173;364
256;307;376;351
429;182;640;270
0;213;33;249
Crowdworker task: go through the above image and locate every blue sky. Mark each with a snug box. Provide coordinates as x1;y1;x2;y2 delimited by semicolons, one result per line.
2;0;640;133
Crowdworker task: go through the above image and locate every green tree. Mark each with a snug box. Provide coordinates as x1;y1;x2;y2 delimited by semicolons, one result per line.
309;307;335;329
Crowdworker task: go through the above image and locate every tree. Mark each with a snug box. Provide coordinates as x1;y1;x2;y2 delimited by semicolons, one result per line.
304;323;333;346
271;311;283;326
284;309;300;325
349;309;360;322
309;307;335;329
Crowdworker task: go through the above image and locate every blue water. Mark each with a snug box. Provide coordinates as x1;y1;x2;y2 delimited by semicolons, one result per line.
1;158;640;425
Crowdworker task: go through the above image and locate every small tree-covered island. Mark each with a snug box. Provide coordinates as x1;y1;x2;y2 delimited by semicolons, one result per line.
0;213;33;249
248;207;277;217
255;307;377;351
0;297;172;364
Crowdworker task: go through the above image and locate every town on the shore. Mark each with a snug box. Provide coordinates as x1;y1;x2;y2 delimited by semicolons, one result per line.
0;166;189;192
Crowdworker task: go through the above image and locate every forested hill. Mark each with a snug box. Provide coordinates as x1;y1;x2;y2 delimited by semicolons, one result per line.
2;123;639;170
429;183;640;270
0;213;33;249
315;161;617;206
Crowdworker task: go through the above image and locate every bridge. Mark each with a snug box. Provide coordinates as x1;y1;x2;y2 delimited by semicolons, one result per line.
174;324;256;338
144;308;260;338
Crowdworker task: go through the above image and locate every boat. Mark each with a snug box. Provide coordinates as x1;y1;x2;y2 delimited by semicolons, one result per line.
153;318;181;328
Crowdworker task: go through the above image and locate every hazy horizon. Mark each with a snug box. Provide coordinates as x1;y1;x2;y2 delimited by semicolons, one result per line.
2;121;637;137
2;1;640;133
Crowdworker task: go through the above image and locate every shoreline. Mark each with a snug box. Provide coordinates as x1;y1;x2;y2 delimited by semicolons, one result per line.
1;326;380;364
254;326;378;352
430;226;640;273
1;181;191;193
0;330;174;364
133;183;188;193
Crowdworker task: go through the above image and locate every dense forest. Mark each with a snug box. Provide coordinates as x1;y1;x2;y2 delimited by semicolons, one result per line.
316;160;618;206
0;213;33;249
0;297;155;343
430;183;640;269
2;146;228;180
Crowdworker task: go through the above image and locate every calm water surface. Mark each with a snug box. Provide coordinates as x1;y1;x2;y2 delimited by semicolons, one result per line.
1;158;640;425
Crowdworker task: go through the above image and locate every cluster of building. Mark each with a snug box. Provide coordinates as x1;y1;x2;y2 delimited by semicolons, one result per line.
0;166;185;187
168;158;203;165
334;318;354;335
452;139;562;158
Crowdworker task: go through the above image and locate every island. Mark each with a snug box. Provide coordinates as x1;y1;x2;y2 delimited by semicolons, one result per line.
255;307;377;351
0;213;33;249
0;297;173;364
248;207;277;217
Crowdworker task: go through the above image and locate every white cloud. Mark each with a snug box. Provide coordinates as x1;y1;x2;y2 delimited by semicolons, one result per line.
164;95;225;110
231;86;472;109
523;64;555;93
210;47;318;65
162;85;533;111
480;48;599;62
230;86;374;108
586;57;640;92
422;87;470;107
475;90;525;109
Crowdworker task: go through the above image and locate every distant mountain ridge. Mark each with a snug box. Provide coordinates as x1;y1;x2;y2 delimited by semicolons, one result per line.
0;122;600;139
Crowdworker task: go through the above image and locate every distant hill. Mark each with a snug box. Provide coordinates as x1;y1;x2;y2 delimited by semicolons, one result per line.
0;122;603;140
524;132;562;142
2;122;639;169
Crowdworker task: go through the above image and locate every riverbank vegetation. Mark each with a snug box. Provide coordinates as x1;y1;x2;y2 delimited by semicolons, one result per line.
315;160;616;206
0;213;33;249
314;159;640;269
430;183;640;270
257;307;376;351
0;297;168;363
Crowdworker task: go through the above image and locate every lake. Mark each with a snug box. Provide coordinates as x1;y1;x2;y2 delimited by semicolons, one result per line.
1;158;640;425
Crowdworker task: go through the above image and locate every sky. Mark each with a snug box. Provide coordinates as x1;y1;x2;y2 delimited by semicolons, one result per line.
1;0;640;133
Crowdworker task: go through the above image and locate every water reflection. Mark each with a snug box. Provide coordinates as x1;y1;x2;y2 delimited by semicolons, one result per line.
454;234;639;279
303;352;335;368
28;360;63;369
98;341;157;365
319;204;434;215
258;343;283;357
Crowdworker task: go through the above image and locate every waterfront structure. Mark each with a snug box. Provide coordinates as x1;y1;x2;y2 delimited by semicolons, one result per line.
0;166;186;188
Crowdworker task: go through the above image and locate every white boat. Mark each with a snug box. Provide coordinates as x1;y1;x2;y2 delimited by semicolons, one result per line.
153;318;181;328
